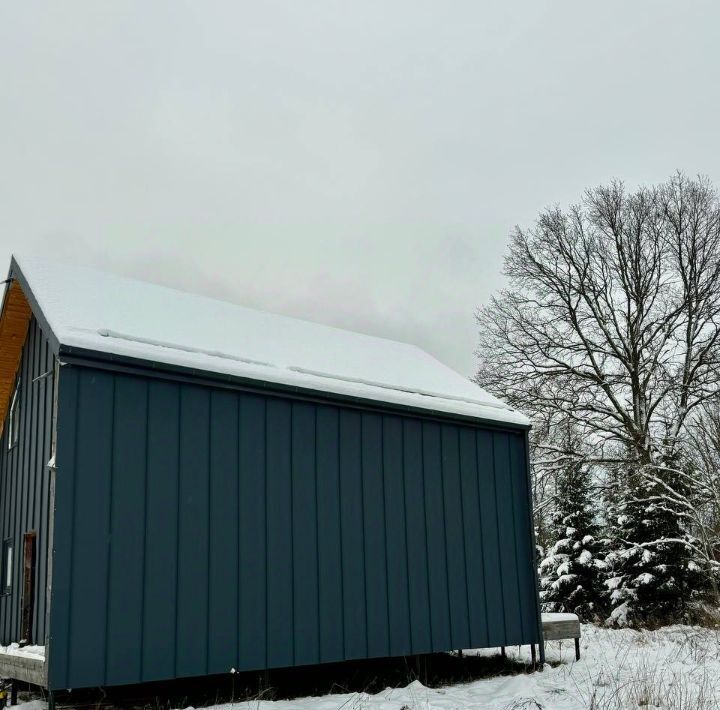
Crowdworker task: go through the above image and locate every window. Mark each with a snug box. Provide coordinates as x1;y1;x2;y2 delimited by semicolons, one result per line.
8;378;19;450
2;539;13;595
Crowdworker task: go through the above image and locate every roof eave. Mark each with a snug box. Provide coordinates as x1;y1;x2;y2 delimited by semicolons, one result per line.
58;343;532;432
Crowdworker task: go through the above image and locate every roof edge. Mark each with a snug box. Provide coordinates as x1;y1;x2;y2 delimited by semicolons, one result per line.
9;256;61;356
59;345;532;432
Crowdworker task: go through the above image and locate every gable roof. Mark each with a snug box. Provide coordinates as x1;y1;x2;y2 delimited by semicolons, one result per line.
9;255;529;426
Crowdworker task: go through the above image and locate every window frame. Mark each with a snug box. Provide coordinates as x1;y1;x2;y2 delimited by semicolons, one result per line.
2;538;13;595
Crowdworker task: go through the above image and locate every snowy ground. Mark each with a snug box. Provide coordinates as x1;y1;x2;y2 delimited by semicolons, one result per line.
11;625;720;709
186;625;720;710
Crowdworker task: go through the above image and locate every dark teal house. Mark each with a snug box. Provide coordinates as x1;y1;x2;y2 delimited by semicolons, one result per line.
0;255;542;696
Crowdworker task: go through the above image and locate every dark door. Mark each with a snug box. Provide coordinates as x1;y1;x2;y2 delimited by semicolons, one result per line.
21;531;36;644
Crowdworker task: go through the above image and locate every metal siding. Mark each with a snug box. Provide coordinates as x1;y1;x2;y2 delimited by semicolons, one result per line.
291;402;319;666
441;425;471;651
106;377;147;685
315;406;343;663
0;317;54;649
265;399;293;668
493;431;524;645
511;432;540;642
381;416;411;656
208;390;239;675
422;422;452;652
476;430;506;646
142;381;180;681
458;427;488;648
49;365;540;690
402;419;432;654
338;410;366;660
177;387;211;677
237;395;266;669
48;364;78;688
67;369;114;687
361;412;389;659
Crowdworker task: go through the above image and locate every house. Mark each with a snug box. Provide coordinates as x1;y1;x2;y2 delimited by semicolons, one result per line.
0;255;543;698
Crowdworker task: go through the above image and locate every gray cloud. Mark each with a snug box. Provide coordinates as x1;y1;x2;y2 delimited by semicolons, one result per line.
1;1;718;375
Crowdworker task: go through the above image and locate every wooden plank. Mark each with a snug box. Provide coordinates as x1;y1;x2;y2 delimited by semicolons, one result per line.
0;653;46;687
0;281;32;438
542;614;581;640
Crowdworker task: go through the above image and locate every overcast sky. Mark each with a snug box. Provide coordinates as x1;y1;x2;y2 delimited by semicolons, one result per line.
1;2;718;376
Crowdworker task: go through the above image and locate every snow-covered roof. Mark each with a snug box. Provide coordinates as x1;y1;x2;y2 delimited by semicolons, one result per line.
11;255;529;426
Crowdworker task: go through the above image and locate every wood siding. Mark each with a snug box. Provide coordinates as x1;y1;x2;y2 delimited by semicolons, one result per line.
0;281;32;438
49;364;539;690
0;317;55;647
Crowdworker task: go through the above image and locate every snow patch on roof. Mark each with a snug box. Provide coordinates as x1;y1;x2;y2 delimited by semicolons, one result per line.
12;255;529;425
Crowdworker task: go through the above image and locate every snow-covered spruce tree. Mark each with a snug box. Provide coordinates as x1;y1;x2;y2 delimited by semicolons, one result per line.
604;456;705;626
538;423;607;620
475;173;720;627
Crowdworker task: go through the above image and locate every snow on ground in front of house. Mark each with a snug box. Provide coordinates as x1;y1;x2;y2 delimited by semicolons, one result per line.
11;702;45;710
9;625;720;709
184;625;720;710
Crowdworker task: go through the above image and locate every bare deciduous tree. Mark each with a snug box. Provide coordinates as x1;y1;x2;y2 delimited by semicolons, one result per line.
476;173;720;623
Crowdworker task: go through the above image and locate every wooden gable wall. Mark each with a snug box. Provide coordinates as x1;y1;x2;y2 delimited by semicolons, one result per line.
0;281;32;437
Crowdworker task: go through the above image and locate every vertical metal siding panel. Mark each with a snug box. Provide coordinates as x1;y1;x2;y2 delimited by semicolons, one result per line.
21;321;35;639
458;427;488;648
11;334;27;636
208;390;239;674
266;399;293;668
15;323;32;639
31;327;45;640
47;366;79;690
67;370;114;688
361;412;389;658
315;405;343;663
22;325;33;608
510;433;538;641
105;377;148;685
381;416;411;656
8;324;23;640
421;422;451;652
237;394;266;670
6;335;23;640
291;402;319;666
25;322;39;637
476;430;505;646
176;386;210;677
39;337;53;643
440;425;471;650
5;361;15;643
0;318;55;649
493;431;523;645
338;409;366;660
30;323;40;537
142;380;180;681
7;364;18;641
46;359;538;687
402;419;432;654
